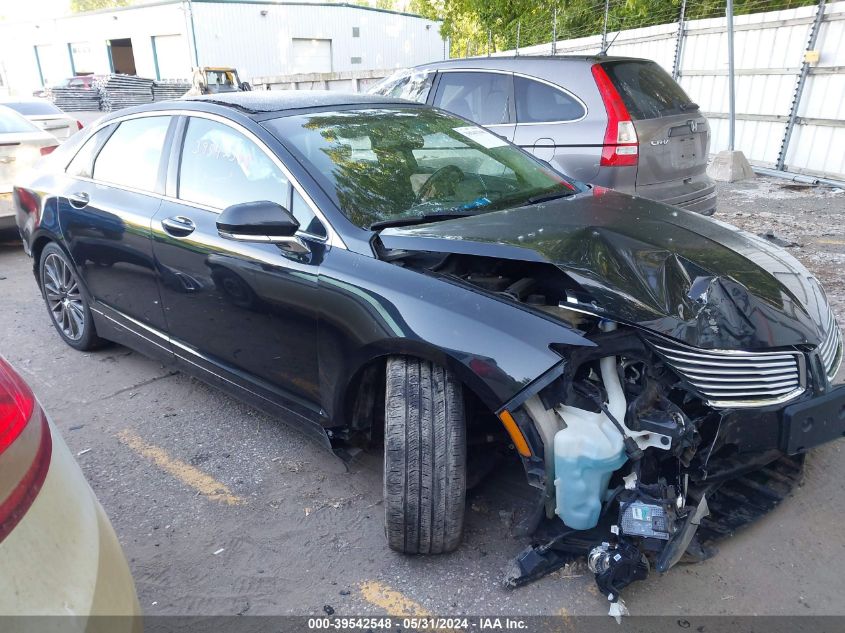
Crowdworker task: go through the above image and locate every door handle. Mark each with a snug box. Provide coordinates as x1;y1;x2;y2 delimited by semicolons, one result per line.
67;191;89;208
161;216;196;237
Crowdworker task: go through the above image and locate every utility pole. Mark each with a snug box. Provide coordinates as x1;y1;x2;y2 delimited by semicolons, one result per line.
515;20;521;55
601;0;610;51
726;0;736;150
707;0;754;182
672;0;687;80
552;7;558;55
488;29;492;56
776;0;826;171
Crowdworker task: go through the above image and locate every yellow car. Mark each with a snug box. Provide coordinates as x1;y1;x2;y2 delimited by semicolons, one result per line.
0;355;140;623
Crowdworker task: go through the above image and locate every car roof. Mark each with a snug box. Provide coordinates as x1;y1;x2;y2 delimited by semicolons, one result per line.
184;90;413;114
413;54;649;71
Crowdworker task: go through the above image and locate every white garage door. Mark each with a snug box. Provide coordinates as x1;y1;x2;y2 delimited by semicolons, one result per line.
291;39;332;74
153;35;191;81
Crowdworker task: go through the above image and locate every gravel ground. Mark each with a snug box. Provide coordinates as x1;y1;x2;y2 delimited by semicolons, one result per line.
0;176;843;618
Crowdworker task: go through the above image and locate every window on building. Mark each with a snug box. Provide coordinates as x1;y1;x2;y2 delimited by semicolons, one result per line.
352;27;360;37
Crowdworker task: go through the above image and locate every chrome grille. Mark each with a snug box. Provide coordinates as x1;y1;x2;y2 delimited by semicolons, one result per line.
651;341;804;408
818;309;843;379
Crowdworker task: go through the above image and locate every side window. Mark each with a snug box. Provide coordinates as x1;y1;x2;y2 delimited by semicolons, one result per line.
93;117;171;191
178;117;290;211
514;76;585;123
374;70;433;103
432;72;511;126
66;126;113;179
291;189;327;238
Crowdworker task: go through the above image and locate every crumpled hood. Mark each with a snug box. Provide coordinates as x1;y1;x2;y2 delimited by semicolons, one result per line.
379;188;833;350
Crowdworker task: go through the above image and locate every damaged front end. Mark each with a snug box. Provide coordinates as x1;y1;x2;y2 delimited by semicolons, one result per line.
500;308;823;615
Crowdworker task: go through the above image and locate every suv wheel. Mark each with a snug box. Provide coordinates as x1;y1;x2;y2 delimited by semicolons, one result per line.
383;356;466;554
39;243;105;351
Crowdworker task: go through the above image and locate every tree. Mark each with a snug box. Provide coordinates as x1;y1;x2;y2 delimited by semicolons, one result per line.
70;0;130;13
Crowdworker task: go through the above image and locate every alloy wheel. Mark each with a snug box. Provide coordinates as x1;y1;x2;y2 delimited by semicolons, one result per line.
42;252;85;341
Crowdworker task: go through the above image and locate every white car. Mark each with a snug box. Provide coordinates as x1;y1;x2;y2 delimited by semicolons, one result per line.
0;105;57;231
0;355;141;620
0;98;82;141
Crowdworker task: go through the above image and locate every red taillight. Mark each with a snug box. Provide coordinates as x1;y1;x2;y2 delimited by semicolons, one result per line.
40;145;58;156
15;187;39;216
76;120;84;130
591;64;638;167
0;357;52;543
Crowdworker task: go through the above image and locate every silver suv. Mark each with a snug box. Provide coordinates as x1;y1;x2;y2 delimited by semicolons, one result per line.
370;56;716;215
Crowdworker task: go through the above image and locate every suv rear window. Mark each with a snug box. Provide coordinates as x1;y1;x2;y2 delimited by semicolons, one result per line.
600;61;696;120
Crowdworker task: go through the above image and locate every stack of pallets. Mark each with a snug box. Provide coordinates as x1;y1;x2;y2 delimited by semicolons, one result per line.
47;87;100;111
95;74;155;112
152;81;191;102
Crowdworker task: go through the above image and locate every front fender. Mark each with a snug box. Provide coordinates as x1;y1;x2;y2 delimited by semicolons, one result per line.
317;248;594;425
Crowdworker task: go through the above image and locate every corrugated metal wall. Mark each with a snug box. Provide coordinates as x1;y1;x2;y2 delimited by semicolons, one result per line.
496;1;845;181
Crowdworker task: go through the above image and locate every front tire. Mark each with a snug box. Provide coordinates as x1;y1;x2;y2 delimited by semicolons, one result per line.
384;356;466;554
39;242;105;351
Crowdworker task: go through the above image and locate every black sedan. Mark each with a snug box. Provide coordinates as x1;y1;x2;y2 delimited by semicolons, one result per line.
12;92;844;606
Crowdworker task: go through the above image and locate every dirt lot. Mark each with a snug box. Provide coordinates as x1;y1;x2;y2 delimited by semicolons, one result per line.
0;177;843;617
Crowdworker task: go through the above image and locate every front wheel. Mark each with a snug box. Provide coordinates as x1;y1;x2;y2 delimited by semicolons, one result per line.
39;242;105;351
383;356;466;554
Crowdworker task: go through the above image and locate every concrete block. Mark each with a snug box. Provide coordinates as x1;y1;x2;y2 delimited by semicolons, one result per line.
707;150;755;182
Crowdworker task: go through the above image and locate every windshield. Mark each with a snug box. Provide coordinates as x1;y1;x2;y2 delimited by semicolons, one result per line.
264;107;577;230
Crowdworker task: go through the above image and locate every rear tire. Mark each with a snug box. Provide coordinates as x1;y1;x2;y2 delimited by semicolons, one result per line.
384;356;466;554
39;242;106;351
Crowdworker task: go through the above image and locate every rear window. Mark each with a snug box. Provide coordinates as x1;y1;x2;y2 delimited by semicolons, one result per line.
2;100;63;116
0;106;41;134
601;61;696;119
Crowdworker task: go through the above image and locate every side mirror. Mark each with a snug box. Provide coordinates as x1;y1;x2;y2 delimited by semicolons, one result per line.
217;200;299;238
240;82;252;92
218;201;310;255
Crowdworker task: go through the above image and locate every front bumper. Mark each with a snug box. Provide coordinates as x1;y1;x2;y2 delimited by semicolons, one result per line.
0;419;141;621
782;385;845;454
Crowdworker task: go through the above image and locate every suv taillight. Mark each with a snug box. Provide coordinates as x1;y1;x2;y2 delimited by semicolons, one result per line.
0;357;52;543
591;64;639;167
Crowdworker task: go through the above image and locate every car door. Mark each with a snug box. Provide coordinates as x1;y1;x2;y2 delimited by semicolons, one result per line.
430;70;516;142
56;114;175;361
151;115;326;422
510;74;600;183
